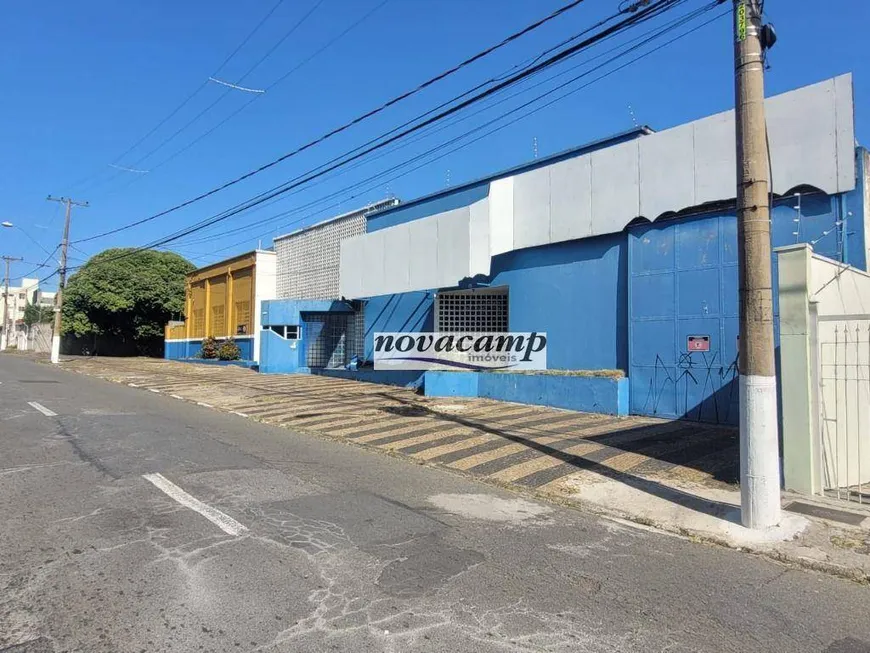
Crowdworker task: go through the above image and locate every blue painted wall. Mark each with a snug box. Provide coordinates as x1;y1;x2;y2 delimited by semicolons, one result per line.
363;291;434;360
261;299;355;326
844;147;868;271
358;233;627;373
259;329;304;373
489;232;628;372
424;371;629;416
259;299;356;374
164;337;254;361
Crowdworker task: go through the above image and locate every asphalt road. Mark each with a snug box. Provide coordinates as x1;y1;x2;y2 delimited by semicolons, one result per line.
1;354;868;653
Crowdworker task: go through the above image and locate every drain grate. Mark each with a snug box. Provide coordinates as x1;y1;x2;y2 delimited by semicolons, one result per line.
784;501;868;526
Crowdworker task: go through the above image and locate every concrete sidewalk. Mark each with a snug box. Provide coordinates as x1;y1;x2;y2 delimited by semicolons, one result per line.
50;355;870;581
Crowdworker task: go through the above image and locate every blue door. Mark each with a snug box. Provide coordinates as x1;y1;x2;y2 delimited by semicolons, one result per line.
628;214;740;425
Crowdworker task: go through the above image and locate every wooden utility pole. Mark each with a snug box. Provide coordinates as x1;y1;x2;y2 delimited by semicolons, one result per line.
2;255;24;350
46;196;88;364
734;0;780;529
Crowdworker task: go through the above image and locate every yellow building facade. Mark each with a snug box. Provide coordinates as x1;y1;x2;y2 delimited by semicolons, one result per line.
165;250;276;361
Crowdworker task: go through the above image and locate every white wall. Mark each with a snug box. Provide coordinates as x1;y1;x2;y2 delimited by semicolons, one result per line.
253;250;277;363
778;244;870;494
810;254;870;492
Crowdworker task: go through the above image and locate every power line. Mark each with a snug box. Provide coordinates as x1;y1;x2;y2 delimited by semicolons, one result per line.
70;0;690;273
186;3;728;263
73;0;598;244
68;0;287;193
101;0;392;197
143;0;684;246
54;0;706;283
16;246;60;280
173;0;712;250
113;0;327;173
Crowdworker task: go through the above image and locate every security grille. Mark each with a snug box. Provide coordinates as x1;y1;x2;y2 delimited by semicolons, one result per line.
305;314;350;369
436;288;509;333
349;307;365;360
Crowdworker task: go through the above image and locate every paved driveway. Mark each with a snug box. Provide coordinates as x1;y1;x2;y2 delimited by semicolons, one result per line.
56;357;739;499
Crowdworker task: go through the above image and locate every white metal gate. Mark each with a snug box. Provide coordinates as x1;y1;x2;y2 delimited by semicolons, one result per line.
816;314;870;503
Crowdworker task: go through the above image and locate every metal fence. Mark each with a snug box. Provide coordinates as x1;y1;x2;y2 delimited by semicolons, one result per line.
816;315;870;503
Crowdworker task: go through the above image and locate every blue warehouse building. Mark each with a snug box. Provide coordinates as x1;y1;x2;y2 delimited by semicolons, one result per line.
258;74;869;426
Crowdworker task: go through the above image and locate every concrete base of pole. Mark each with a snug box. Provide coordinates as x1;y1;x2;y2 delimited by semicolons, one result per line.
739;374;782;529
50;335;61;365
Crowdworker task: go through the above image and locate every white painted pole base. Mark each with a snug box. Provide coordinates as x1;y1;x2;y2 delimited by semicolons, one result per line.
50;335;61;364
739;374;782;529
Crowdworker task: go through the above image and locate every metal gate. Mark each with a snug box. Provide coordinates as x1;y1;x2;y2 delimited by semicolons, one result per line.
628;214;740;424
816;315;870;503
304;313;349;369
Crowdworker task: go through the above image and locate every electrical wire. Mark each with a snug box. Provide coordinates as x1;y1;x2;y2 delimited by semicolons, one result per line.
179;3;728;259
96;0;393;201
16;246;59;280
118;0;328;171
140;0;683;246
173;0;710;249
53;0;704;281
68;0;287;193
73;0;602;244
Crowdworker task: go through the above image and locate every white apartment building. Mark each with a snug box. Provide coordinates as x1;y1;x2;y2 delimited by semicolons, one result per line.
1;277;40;348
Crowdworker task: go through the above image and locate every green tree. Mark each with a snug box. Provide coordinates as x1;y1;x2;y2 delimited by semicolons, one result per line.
23;303;54;327
62;248;194;351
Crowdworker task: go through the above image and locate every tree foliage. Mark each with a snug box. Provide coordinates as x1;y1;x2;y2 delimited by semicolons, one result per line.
24;303;53;327
200;336;219;359
217;338;241;361
62;248;194;346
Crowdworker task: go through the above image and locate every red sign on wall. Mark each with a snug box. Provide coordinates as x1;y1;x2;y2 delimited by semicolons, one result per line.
687;335;710;352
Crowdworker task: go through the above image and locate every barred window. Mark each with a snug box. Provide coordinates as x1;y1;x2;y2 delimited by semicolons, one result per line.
436;288;508;333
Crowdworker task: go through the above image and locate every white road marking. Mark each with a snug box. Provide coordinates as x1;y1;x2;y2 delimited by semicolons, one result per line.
27;401;57;417
128;383;139;387
196;402;213;408
142;473;248;536
232;411;249;418
170;394;183;400
149;388;161;393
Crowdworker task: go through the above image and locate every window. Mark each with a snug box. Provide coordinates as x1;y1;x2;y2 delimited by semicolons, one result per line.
266;325;300;340
234;300;251;334
211;305;225;332
435;287;509;332
192;308;205;335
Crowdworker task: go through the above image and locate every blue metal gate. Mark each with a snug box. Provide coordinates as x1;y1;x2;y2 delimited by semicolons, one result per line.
628;195;844;425
628;214;740;424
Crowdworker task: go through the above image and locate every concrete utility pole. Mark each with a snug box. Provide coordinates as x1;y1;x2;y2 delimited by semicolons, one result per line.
46;196;88;364
733;0;780;529
1;255;24;350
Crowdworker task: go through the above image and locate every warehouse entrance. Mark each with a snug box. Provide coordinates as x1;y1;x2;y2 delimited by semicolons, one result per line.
628;213;740;425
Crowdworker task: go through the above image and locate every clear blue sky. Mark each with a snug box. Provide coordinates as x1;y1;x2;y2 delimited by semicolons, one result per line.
1;0;866;286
